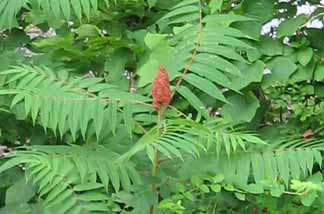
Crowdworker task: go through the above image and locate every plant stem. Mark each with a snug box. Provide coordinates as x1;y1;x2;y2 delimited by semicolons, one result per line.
149;108;163;214
170;0;203;100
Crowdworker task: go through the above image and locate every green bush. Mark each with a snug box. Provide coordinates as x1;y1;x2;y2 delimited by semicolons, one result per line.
0;0;323;213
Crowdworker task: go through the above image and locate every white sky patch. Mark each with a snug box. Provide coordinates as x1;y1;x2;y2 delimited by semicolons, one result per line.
261;2;323;35
297;2;317;15
297;2;323;28
307;19;323;28
261;18;283;35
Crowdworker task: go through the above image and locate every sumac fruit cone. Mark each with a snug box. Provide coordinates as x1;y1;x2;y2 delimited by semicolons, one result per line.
152;65;172;110
303;129;313;138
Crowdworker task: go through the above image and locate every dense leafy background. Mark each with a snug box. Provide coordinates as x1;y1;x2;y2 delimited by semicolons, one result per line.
0;0;323;213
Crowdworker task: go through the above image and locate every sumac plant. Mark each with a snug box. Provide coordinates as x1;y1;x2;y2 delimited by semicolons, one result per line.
0;0;323;213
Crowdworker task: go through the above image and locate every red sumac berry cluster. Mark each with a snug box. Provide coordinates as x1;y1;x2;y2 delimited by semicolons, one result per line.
152;65;172;110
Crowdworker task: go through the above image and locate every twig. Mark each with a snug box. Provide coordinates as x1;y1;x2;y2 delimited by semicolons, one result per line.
170;0;203;100
149;108;163;214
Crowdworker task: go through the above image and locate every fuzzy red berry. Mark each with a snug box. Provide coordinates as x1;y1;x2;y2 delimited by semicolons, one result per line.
152;65;172;110
251;208;258;214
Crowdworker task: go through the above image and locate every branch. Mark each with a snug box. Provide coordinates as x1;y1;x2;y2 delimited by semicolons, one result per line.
170;0;203;101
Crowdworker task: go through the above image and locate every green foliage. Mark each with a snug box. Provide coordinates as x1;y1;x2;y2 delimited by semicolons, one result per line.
0;65;149;139
0;144;140;213
0;0;323;213
0;0;117;28
277;15;308;38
